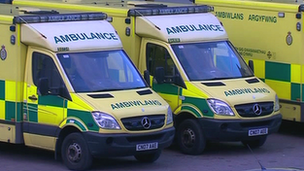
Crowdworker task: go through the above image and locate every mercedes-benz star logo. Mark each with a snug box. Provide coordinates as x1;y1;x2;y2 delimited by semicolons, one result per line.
252;104;262;115
141;117;151;129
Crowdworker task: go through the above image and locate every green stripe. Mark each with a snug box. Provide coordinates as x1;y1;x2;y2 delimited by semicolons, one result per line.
181;106;201;117
291;83;300;101
5;101;21;121
28;103;38;122
152;84;179;95
302;85;304;102
67;109;99;131
265;61;290;82
5;101;30;122
5;101;15;121
67;119;86;131
182;97;213;117
179;87;182;95
0;80;4;100
16;102;22;122
38;95;67;107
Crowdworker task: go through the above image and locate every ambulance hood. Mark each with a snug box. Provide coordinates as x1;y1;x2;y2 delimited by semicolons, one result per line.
76;89;169;119
135;13;228;43
21;20;122;52
191;77;276;105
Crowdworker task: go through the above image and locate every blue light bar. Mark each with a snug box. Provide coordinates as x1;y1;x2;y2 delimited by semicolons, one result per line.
127;5;214;17
13;12;107;24
0;0;12;4
299;4;304;12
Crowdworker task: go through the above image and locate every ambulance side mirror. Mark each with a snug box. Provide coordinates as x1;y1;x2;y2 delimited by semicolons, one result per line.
38;77;50;96
143;70;151;86
248;60;254;73
174;74;187;89
154;67;186;88
154;67;165;84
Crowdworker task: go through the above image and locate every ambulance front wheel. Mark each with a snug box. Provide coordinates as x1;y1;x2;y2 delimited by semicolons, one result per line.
242;136;267;148
134;150;161;163
61;132;93;171
177;119;206;155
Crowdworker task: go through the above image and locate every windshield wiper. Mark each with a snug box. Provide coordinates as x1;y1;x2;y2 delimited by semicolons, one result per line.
236;64;254;77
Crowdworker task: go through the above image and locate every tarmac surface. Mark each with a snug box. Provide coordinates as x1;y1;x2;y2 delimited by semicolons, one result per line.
0;121;304;171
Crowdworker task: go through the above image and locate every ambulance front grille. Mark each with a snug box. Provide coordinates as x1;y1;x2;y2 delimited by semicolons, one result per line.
121;115;165;131
235;102;274;117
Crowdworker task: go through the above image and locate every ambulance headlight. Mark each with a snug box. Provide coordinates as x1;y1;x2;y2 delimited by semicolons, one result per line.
207;99;234;116
92;112;121;129
166;106;173;125
274;95;280;112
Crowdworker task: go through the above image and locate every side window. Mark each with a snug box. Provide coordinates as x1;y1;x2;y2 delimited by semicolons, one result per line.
32;52;62;89
146;43;175;77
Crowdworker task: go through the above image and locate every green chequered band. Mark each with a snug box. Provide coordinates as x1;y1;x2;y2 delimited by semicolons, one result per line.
265;61;290;82
0;80;4;100
153;82;213;117
256;60;302;101
181;96;213;117
67;109;99;131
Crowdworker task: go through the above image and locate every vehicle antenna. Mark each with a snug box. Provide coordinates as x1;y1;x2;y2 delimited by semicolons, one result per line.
17;17;47;39
134;9;161;30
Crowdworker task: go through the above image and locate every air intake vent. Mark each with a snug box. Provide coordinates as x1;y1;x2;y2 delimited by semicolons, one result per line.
201;82;225;86
88;93;113;98
137;89;153;95
246;78;260;84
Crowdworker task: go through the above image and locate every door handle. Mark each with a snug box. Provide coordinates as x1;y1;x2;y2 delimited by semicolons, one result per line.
28;95;38;101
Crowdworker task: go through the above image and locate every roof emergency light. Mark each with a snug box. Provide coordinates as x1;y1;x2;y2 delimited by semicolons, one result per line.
299;4;304;12
128;5;214;17
13;12;107;24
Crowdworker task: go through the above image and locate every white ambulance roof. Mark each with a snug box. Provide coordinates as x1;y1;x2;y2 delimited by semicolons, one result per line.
21;20;123;52
135;13;228;43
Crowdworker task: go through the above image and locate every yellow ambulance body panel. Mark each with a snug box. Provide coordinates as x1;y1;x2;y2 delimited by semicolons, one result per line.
194;0;304;122
0;2;174;170
14;0;282;155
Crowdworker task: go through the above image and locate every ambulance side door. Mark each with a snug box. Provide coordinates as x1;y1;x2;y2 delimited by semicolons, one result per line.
23;47;68;150
144;40;185;112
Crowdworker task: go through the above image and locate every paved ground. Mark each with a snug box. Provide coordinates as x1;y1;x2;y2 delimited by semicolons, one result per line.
0;121;304;171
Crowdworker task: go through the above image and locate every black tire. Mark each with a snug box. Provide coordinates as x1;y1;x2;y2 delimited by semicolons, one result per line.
61;132;93;171
242;136;267;148
177;119;206;155
134;150;161;163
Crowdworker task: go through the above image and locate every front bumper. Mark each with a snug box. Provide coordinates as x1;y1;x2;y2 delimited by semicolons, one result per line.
83;126;175;158
198;114;282;141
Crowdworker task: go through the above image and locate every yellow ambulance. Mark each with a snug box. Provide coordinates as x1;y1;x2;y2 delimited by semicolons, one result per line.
0;2;175;170
194;0;304;122
15;0;282;155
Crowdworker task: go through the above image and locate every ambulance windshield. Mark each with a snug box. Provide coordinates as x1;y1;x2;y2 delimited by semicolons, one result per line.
172;41;254;81
58;50;147;92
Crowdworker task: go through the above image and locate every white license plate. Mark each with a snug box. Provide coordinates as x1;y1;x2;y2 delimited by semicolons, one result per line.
248;128;268;136
136;142;158;151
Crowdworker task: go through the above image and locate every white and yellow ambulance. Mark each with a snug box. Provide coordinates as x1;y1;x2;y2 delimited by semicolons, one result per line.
0;2;175;170
14;0;282;155
194;0;304;123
